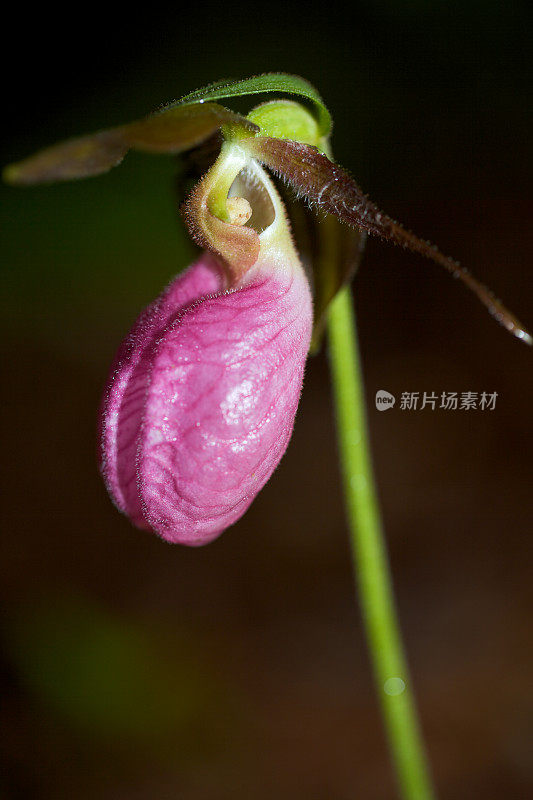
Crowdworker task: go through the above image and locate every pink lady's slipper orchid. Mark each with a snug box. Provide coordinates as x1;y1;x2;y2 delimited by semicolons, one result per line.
5;74;530;546
99;145;312;544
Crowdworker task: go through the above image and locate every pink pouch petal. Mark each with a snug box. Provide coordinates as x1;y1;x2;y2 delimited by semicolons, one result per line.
99;252;312;544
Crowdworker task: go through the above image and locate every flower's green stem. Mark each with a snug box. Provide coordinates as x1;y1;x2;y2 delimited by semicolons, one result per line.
327;286;437;800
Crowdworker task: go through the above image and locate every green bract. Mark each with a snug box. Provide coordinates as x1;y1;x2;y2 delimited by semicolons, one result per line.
177;72;332;138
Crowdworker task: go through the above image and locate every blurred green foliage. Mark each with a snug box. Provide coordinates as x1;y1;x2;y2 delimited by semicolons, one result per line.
5;595;238;755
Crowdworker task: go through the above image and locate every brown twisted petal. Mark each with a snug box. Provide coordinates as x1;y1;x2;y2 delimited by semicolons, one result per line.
244;136;532;345
3;103;258;185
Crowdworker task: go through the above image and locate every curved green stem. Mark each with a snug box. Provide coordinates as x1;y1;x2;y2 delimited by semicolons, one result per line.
327;286;437;800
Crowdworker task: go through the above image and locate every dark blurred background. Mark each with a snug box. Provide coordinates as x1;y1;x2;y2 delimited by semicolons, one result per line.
1;2;532;798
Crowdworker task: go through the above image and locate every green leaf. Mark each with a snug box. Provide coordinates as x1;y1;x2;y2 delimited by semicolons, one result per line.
176;73;332;138
244;135;532;345
4;103;257;186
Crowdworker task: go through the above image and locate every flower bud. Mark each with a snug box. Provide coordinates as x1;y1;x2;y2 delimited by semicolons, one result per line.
99;150;312;545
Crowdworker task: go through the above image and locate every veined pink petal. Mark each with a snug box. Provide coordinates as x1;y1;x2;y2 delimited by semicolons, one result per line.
99;253;224;528
99;251;312;545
